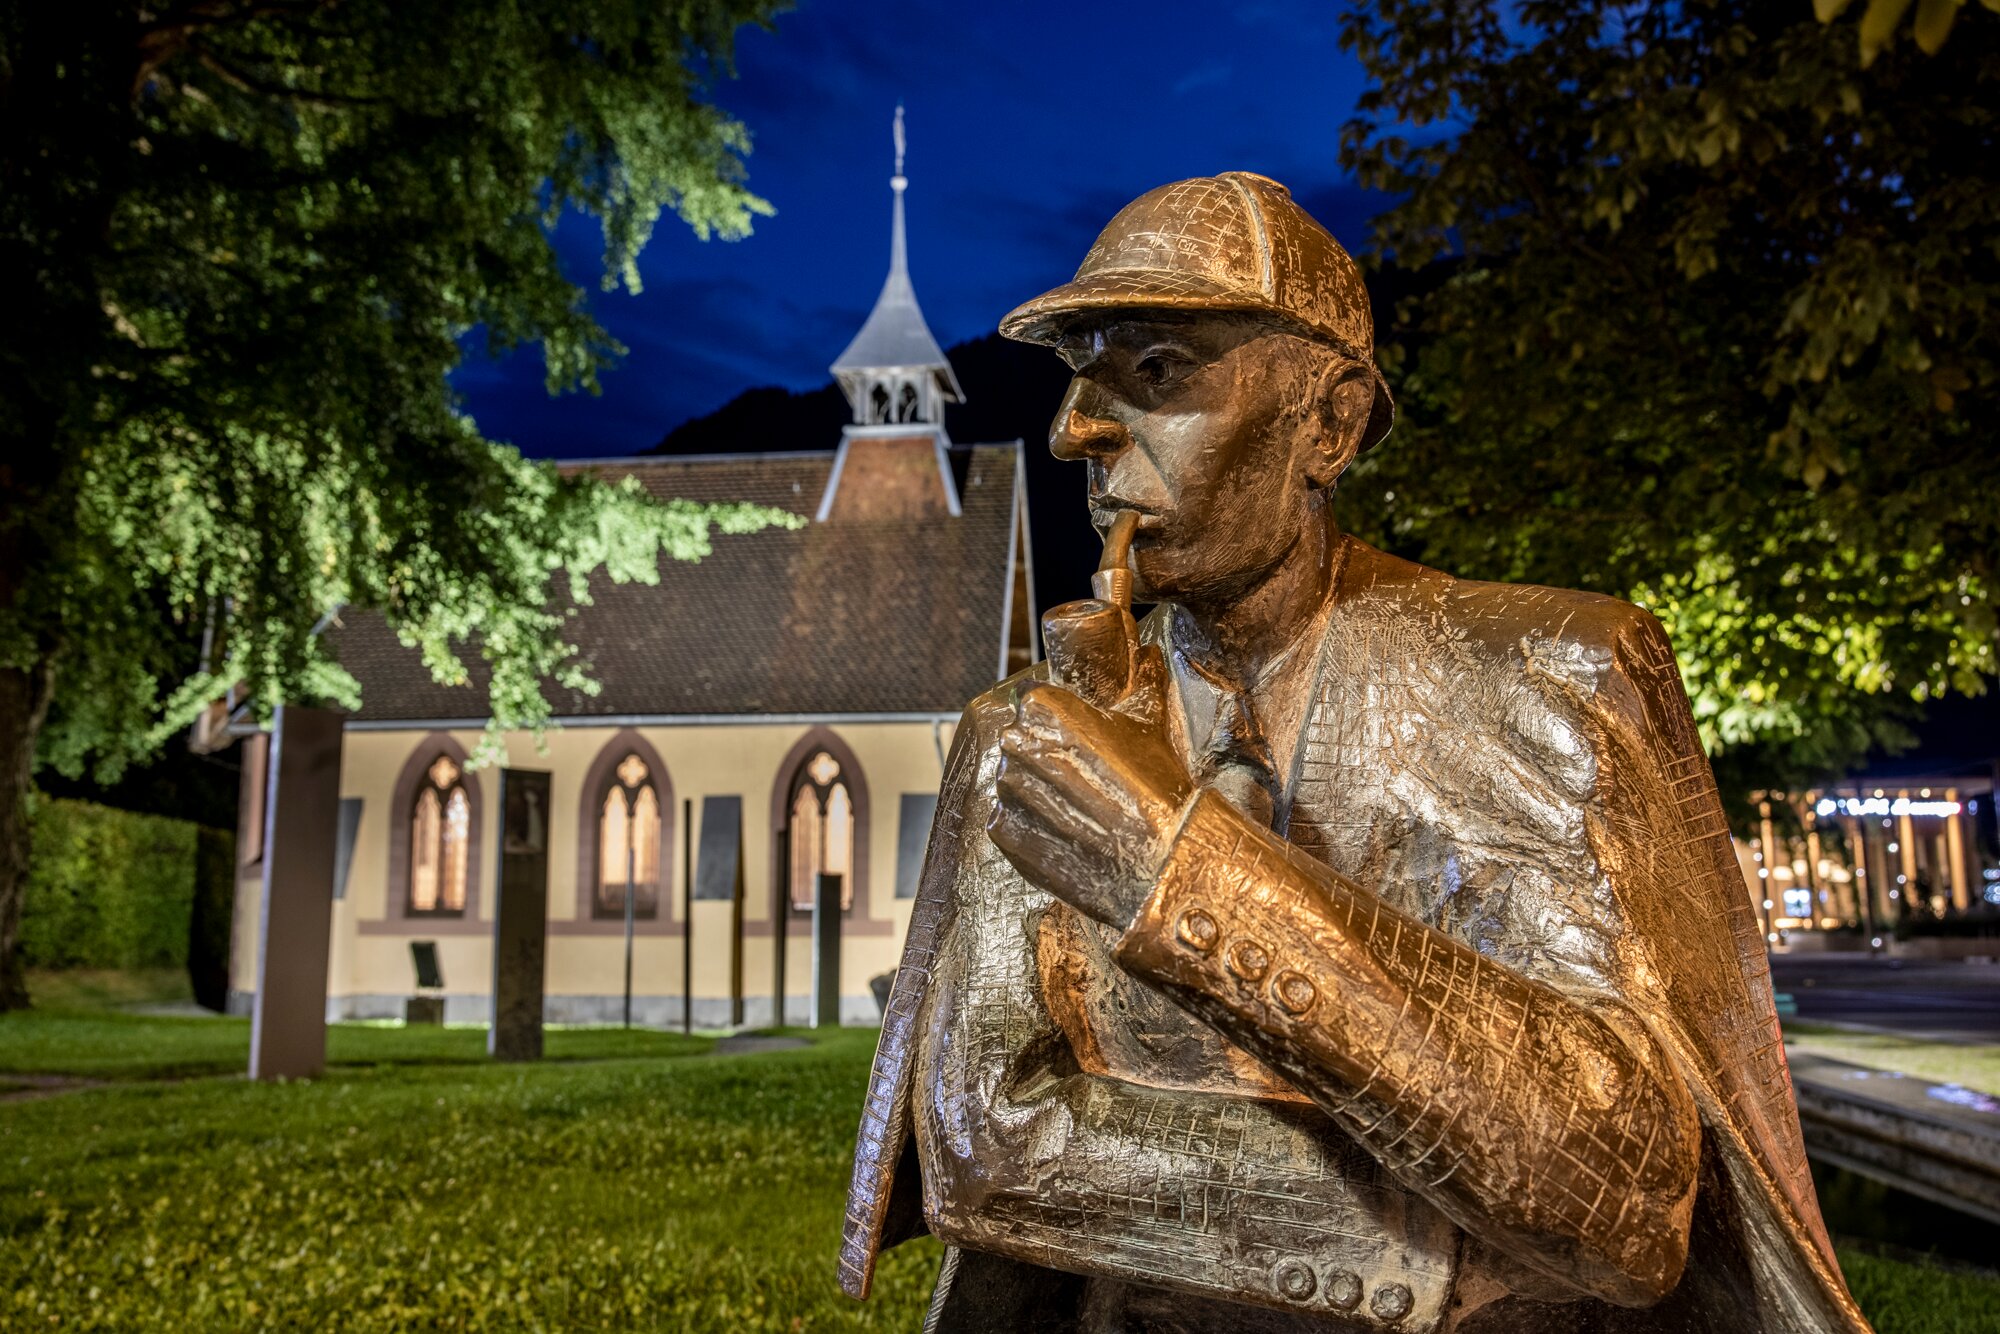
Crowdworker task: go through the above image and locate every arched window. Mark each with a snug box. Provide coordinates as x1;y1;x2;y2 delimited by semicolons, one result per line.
896;380;921;422
788;750;855;913
596;752;660;919
869;380;892;424
409;754;470;914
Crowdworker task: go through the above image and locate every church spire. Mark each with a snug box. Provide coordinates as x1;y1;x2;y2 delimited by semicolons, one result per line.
831;105;964;426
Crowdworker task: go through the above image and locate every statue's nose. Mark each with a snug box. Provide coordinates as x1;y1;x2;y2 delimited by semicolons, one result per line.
1049;381;1127;461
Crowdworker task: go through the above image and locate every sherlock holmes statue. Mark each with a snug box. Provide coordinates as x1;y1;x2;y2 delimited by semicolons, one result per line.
840;174;1871;1333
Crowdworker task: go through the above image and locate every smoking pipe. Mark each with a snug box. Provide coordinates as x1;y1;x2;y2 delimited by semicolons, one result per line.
1041;509;1141;709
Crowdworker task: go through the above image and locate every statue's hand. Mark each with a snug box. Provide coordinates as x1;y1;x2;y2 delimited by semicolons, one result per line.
988;683;1195;930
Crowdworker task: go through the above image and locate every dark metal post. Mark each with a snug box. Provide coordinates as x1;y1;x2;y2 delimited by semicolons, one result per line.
682;797;693;1035
774;828;789;1028
812;872;842;1028
730;852;745;1028
623;825;636;1029
249;705;345;1081
490;769;549;1061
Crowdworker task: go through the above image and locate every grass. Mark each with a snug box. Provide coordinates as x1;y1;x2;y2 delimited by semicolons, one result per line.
1;1020;939;1331
0;1009;715;1081
1840;1252;2000;1334
1;981;1996;1332
25;966;196;1009
1785;1021;2000;1097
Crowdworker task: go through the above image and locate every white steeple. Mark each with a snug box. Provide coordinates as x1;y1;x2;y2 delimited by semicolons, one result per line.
831;105;964;425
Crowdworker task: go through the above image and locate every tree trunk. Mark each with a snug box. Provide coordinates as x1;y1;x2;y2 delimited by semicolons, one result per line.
0;659;56;1011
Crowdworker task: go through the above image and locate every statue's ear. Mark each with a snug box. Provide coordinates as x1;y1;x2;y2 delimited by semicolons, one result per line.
1302;359;1374;490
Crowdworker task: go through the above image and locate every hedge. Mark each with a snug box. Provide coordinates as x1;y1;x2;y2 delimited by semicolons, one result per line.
21;796;234;985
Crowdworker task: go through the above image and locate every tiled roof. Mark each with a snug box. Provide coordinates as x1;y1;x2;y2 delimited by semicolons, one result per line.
328;441;1024;722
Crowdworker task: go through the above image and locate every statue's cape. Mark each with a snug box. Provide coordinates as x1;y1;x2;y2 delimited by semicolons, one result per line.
839;540;1869;1333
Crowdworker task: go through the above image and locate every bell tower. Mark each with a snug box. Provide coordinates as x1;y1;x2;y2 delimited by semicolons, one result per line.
818;107;966;524
830;105;964;427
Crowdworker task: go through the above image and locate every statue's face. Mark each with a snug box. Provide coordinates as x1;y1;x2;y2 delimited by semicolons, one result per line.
1051;314;1349;606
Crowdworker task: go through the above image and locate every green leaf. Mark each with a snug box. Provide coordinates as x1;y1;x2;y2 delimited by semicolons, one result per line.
1859;0;1917;64
1913;0;1964;51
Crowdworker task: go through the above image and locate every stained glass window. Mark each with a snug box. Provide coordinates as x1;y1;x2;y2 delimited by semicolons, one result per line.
789;750;856;913
790;786;819;909
408;754;469;914
411;790;441;912
597;753;660;919
441;789;469;911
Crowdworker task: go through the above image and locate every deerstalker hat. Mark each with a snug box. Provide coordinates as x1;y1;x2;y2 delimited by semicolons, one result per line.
1000;171;1394;450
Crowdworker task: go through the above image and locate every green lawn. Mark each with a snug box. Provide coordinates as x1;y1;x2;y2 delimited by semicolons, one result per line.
1;989;1995;1332
1785;1021;2000;1098
0;1006;714;1081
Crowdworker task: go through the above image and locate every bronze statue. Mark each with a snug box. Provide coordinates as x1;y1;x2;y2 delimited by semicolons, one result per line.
841;173;1870;1333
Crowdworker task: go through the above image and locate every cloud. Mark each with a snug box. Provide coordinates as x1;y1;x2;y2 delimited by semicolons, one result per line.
1172;61;1233;96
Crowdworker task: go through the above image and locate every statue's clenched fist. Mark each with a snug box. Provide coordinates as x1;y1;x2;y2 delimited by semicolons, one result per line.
986;683;1195;931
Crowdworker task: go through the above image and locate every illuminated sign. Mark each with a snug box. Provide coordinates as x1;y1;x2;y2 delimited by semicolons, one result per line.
1815;797;1963;819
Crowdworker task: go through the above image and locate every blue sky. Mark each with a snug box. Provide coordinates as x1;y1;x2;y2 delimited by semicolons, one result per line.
453;0;1387;459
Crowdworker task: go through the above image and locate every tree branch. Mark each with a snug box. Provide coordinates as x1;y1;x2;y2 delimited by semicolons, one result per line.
132;0;342;103
191;45;379;110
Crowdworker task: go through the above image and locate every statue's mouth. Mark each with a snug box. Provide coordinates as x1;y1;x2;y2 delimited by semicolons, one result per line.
1090;501;1165;534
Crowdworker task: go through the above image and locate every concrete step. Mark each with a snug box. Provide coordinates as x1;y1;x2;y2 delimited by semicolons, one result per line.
1789;1050;2000;1225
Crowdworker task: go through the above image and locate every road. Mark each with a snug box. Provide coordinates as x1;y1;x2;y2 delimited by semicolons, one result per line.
1770;954;2000;1042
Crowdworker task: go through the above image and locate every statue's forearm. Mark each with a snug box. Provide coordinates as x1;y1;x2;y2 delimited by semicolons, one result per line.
1116;791;1701;1306
915;884;1461;1326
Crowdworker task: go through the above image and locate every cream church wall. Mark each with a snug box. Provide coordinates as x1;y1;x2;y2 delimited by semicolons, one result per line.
230;716;954;1027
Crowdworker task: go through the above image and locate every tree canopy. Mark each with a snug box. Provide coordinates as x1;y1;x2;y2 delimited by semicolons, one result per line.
1816;0;2000;66
0;1;796;1005
1335;0;1998;791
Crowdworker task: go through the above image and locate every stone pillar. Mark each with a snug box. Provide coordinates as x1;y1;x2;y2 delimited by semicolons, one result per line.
1867;813;1896;927
249;706;345;1081
812;872;842;1028
1799;796;1831;926
1945;789;1970;913
490;769;550;1062
1841;812;1882;945
1896;800;1919;917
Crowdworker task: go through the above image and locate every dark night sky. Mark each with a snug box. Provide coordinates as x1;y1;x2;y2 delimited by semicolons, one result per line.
451;0;1388;459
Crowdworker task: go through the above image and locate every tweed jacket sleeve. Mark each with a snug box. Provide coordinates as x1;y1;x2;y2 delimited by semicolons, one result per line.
1113;777;1704;1307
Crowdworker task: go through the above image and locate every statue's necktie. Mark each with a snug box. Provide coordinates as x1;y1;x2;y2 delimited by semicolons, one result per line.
1189;664;1279;830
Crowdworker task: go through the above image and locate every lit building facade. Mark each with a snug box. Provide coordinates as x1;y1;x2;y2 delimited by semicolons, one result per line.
226;117;1039;1024
1737;772;1998;954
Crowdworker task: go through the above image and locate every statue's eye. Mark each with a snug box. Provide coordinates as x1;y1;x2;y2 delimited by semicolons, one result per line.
1134;351;1186;387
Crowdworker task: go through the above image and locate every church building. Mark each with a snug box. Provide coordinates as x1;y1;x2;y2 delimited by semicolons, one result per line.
226;115;1037;1026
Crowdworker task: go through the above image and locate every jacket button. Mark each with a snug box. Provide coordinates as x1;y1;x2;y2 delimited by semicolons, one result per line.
1326;1269;1362;1310
1273;969;1317;1015
1176;909;1219;954
1372;1282;1413;1321
1226;939;1270;981
1272;1259;1315;1302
